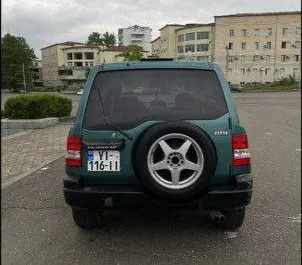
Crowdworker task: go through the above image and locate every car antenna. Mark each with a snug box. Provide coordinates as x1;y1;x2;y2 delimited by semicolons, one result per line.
95;79;133;141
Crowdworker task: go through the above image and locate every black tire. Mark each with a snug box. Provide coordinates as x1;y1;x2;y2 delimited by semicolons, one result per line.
72;208;102;229
219;208;246;230
134;121;216;203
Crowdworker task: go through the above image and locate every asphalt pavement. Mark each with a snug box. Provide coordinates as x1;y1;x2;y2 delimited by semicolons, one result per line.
1;92;301;265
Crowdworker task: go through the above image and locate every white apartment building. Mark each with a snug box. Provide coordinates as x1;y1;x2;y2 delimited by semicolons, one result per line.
118;25;152;53
215;11;301;85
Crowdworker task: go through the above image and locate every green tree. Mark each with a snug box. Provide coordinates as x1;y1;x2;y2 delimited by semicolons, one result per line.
87;32;102;44
102;32;116;47
1;33;36;91
120;45;144;61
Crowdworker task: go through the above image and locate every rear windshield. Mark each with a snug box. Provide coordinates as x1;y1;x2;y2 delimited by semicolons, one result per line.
83;69;228;130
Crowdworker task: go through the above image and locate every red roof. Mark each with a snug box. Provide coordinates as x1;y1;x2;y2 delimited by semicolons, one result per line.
41;41;84;50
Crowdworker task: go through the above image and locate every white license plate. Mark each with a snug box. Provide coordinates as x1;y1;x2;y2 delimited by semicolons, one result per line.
87;150;120;172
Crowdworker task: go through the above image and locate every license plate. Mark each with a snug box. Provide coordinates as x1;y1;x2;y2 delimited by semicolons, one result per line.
87;150;120;172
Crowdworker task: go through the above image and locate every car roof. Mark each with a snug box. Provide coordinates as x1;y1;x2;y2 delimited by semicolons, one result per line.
93;60;216;71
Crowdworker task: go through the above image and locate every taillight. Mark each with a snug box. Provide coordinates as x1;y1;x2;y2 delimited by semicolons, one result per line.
232;134;251;166
66;136;82;167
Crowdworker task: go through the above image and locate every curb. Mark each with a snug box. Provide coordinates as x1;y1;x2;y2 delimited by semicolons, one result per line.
1;130;34;140
241;89;301;93
1;154;65;189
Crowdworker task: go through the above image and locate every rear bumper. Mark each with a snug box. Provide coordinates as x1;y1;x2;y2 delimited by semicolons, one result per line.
63;174;252;210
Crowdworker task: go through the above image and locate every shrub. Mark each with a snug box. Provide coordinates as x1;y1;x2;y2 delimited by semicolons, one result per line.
1;109;7;118
275;74;298;86
4;94;72;119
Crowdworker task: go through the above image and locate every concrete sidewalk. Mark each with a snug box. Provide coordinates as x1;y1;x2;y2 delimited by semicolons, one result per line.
1;123;71;188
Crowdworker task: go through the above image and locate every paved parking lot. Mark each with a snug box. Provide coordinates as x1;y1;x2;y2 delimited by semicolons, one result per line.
1;92;301;265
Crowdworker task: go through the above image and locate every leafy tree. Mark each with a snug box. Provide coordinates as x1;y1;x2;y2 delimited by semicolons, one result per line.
102;32;116;47
120;45;144;61
87;32;102;44
1;33;36;91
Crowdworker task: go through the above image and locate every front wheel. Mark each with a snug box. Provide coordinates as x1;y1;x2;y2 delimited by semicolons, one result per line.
72;208;102;229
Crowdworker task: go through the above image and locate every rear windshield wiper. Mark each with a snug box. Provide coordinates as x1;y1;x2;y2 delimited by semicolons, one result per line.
96;87;133;141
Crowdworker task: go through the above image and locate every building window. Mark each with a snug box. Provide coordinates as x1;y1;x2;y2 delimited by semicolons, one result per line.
67;62;72;67
281;42;287;49
185;44;195;52
266;55;271;62
178;34;184;42
74;62;83;67
196;44;209;52
177;46;184;53
229;30;234;37
253;55;259;62
228;43;233;49
255;29;260;36
281;55;287;62
265;68;270;75
67;53;73;60
295;28;301;35
85;62;89;66
197;31;209;39
185;33;195;41
282;28;288;35
241;68;245;75
295;41;301;49
240;55;246;63
89;62;93;67
267;28;272;36
241;29;247;36
254;42;260;49
228;56;234;63
266;42;272;49
242;42;246;49
294;55;299;61
280;68;285;76
85;52;94;60
74;53;83;60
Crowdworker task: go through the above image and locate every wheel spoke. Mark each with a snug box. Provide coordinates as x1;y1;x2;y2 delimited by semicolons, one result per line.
150;160;167;171
158;140;173;156
183;159;200;171
178;140;192;156
171;169;181;185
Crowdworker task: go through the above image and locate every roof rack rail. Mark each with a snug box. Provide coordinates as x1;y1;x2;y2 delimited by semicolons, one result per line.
140;58;174;61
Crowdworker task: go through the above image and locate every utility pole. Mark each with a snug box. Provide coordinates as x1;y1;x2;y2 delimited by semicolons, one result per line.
22;63;27;92
225;46;229;80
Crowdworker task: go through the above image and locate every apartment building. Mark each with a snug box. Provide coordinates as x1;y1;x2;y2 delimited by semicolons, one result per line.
151;24;184;58
42;42;148;88
31;59;43;86
118;25;152;52
175;23;215;61
214;11;301;85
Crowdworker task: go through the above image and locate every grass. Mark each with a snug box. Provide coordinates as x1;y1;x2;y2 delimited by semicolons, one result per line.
242;84;301;91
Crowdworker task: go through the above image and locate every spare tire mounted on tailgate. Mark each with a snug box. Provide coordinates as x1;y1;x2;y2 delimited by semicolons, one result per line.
134;122;216;203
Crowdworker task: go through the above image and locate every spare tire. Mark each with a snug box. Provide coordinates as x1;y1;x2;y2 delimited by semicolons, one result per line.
134;122;216;203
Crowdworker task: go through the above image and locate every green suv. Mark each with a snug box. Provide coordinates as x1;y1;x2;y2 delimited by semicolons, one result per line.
64;59;252;230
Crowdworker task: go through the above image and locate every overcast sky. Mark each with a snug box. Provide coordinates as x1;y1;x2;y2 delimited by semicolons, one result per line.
2;0;301;58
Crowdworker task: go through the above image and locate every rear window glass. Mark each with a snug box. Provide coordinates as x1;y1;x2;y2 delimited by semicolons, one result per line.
83;69;228;130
